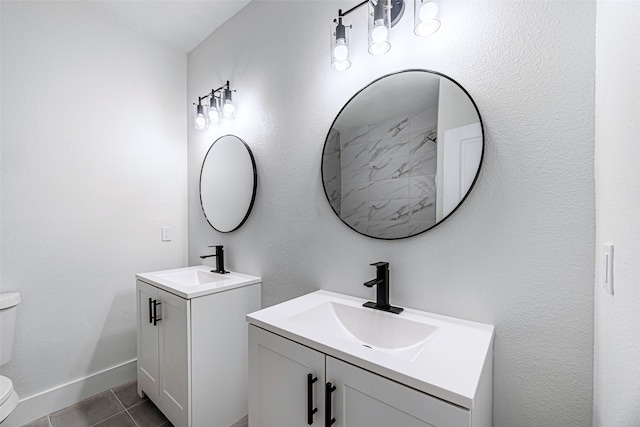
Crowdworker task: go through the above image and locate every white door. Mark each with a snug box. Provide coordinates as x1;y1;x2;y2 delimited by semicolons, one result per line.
249;326;325;427
442;122;483;218
327;356;470;427
157;289;190;427
136;280;159;400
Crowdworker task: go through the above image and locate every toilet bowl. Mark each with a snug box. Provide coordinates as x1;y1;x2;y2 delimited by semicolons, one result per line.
0;376;19;422
0;292;21;422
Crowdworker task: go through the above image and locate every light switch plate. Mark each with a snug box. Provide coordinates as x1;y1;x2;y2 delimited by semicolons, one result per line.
161;226;171;242
602;243;614;295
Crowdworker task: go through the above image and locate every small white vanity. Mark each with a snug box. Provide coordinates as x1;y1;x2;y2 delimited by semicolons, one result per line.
247;291;494;427
136;265;261;427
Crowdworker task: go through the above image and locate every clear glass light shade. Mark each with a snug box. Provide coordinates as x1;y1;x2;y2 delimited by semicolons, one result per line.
414;0;441;36
331;16;352;71
223;88;235;118
194;104;208;130
208;98;221;125
368;0;391;55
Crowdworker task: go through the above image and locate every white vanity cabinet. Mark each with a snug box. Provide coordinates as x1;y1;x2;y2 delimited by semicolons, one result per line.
136;266;262;427
247;291;494;427
249;326;471;427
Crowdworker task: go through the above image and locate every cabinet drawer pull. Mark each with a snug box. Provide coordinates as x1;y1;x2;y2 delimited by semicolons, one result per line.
152;300;162;325
148;298;153;324
307;374;318;425
325;382;336;426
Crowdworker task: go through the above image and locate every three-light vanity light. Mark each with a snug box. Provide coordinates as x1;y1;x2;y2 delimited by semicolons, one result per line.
331;0;441;71
193;81;235;130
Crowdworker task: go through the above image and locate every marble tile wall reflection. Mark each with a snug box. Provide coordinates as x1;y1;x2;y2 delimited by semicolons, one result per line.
336;107;438;238
323;128;342;214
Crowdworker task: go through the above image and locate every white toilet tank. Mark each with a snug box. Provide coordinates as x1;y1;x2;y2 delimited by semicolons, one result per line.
0;292;21;365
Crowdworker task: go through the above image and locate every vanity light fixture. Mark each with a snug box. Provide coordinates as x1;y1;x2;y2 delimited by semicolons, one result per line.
330;0;441;71
193;80;236;130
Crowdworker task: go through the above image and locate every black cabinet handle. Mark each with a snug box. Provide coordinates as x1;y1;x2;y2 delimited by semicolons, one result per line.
307;374;318;425
152;300;161;325
325;382;336;427
148;298;153;324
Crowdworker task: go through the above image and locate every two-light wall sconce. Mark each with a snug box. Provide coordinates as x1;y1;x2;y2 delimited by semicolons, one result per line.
331;0;441;71
193;81;235;130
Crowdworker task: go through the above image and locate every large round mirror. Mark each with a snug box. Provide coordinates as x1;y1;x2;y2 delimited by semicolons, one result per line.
200;135;257;233
322;69;484;240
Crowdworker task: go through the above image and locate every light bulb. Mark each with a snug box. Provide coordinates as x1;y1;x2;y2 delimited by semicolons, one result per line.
419;2;438;21
195;114;206;130
208;108;220;124
415;1;441;36
223;100;235;117
371;20;388;43
333;39;349;61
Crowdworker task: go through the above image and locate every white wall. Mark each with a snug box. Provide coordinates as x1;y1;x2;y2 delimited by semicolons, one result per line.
0;0;187;421
188;1;595;426
594;1;640;425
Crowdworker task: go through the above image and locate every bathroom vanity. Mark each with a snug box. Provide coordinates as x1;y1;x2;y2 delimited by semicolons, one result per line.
247;291;494;427
136;266;261;427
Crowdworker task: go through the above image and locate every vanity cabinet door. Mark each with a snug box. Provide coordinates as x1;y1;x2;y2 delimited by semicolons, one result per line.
136;281;190;427
156;288;190;427
249;325;325;427
326;356;471;427
136;280;160;400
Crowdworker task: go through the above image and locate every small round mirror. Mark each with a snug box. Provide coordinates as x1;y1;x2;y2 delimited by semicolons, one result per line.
322;69;484;240
200;135;257;233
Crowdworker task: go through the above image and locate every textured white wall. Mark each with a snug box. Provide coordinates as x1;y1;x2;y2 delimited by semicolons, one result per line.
1;0;187;399
594;1;640;425
188;1;595;425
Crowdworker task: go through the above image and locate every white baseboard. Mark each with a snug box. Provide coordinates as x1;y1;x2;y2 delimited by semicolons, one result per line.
1;359;136;427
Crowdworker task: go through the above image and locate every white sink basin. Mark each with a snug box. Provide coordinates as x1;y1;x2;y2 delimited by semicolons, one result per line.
155;269;225;287
136;266;261;299
288;301;437;361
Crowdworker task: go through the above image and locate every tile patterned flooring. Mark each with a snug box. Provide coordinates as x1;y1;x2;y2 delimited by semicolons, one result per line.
19;381;248;427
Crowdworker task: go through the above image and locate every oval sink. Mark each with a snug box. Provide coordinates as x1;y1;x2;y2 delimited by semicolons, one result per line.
287;301;438;361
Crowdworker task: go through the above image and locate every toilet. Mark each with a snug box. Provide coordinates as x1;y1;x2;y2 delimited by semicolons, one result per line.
0;292;21;422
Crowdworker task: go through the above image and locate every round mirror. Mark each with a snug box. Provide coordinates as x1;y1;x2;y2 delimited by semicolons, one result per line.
322;69;484;240
200;135;257;233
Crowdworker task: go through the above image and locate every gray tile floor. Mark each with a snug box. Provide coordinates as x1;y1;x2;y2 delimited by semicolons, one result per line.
19;381;248;427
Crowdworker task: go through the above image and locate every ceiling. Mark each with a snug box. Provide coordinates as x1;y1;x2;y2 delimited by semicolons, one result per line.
80;0;252;53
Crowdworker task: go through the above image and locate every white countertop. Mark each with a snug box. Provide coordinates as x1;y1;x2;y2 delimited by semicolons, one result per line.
247;290;494;409
136;265;261;299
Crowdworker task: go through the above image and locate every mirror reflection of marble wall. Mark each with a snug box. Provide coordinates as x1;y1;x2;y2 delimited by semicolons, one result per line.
322;70;483;240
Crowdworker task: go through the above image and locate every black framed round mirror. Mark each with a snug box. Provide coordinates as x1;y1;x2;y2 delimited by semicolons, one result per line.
321;69;484;240
200;135;257;233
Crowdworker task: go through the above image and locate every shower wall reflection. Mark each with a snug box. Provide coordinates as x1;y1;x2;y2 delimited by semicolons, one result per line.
323;109;438;239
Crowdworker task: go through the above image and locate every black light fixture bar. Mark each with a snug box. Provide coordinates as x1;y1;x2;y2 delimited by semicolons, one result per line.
196;81;232;105
339;0;368;17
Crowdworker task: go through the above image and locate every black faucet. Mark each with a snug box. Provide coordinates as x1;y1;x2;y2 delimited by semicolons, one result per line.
199;245;229;274
363;262;403;314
